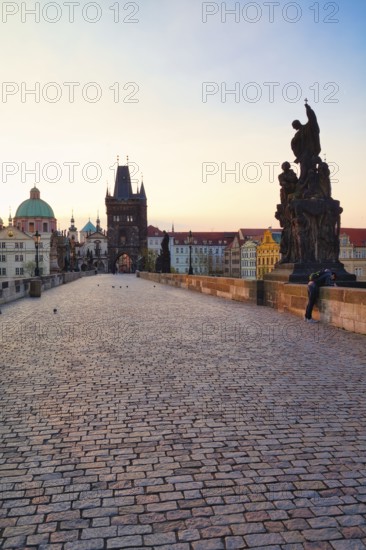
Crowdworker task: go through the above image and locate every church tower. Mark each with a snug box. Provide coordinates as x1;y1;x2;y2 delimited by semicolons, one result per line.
105;161;147;273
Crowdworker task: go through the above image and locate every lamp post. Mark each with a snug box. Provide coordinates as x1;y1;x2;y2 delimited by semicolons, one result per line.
33;230;41;276
188;230;193;275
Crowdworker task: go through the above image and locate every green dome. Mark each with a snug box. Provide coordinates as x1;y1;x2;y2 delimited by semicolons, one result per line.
15;187;55;218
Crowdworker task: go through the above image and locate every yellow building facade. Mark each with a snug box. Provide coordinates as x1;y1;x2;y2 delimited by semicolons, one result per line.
256;229;280;280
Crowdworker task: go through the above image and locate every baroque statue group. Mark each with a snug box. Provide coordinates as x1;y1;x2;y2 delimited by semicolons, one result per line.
275;102;342;268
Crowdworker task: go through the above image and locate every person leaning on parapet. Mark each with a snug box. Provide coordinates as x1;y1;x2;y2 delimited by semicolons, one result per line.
304;269;337;323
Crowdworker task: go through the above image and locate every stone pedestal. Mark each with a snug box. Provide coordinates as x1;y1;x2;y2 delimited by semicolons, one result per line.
273;195;356;285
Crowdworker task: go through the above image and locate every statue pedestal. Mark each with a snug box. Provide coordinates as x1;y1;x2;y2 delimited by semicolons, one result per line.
265;261;357;285
274;194;357;285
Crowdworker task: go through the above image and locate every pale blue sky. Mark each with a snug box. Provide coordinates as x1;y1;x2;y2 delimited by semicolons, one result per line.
1;0;365;232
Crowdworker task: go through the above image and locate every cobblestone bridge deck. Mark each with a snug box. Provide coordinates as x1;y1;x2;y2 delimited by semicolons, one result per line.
1;274;366;549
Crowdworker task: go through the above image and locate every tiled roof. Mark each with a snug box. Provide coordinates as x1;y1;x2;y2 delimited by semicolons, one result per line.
340;228;366;247
147;225;165;237
170;231;236;246
81;221;96;233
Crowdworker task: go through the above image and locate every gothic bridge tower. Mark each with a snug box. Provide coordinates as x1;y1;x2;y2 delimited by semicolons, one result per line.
105;162;147;273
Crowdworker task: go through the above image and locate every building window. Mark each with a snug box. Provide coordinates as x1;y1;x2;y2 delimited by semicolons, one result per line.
29;222;35;232
43;222;48;232
15;268;24;276
1;242;5;248
1;268;6;275
0;255;6;262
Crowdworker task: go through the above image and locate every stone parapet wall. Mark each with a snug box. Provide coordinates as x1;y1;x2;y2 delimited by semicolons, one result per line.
140;272;366;336
140;272;259;303
0;271;96;305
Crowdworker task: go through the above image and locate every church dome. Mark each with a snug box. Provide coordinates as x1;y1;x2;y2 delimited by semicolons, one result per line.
15;187;55;218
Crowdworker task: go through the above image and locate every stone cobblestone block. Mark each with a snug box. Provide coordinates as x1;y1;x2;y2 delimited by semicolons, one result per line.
106;535;143;548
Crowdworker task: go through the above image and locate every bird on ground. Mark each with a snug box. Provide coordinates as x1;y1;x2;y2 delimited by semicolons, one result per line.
53;308;57;314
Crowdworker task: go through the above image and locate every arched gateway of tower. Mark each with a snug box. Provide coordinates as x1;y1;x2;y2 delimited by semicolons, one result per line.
105;163;147;273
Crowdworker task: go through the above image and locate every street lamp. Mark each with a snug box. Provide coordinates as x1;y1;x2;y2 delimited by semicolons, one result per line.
188;230;193;275
33;230;41;276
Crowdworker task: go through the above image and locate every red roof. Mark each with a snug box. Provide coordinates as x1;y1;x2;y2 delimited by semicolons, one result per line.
147;225;165;237
340;228;366;247
170;231;236;246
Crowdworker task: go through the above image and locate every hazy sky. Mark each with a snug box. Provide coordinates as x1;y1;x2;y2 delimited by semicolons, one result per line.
1;0;365;233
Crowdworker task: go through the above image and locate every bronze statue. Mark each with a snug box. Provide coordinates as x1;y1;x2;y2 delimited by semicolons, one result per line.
271;102;355;283
278;161;298;204
291;102;321;185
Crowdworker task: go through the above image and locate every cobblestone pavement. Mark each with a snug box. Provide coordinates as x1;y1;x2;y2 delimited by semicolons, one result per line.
1;274;366;550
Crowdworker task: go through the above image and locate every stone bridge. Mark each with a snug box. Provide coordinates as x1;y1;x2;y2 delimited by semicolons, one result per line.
1;274;365;549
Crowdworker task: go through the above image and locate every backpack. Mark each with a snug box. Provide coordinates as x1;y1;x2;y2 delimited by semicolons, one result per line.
309;269;332;286
309;268;327;282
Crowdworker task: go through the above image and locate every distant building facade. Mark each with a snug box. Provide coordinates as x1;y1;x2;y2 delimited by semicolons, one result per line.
224;234;243;278
171;232;233;275
256;229;281;280
1;186;57;277
147;227;234;275
0;225;38;278
241;240;258;279
339;229;366;281
77;215;108;273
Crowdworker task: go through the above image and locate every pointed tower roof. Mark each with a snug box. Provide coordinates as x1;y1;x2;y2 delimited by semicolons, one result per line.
69;211;77;231
139;181;147;199
113;165;133;200
96;211;101;232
